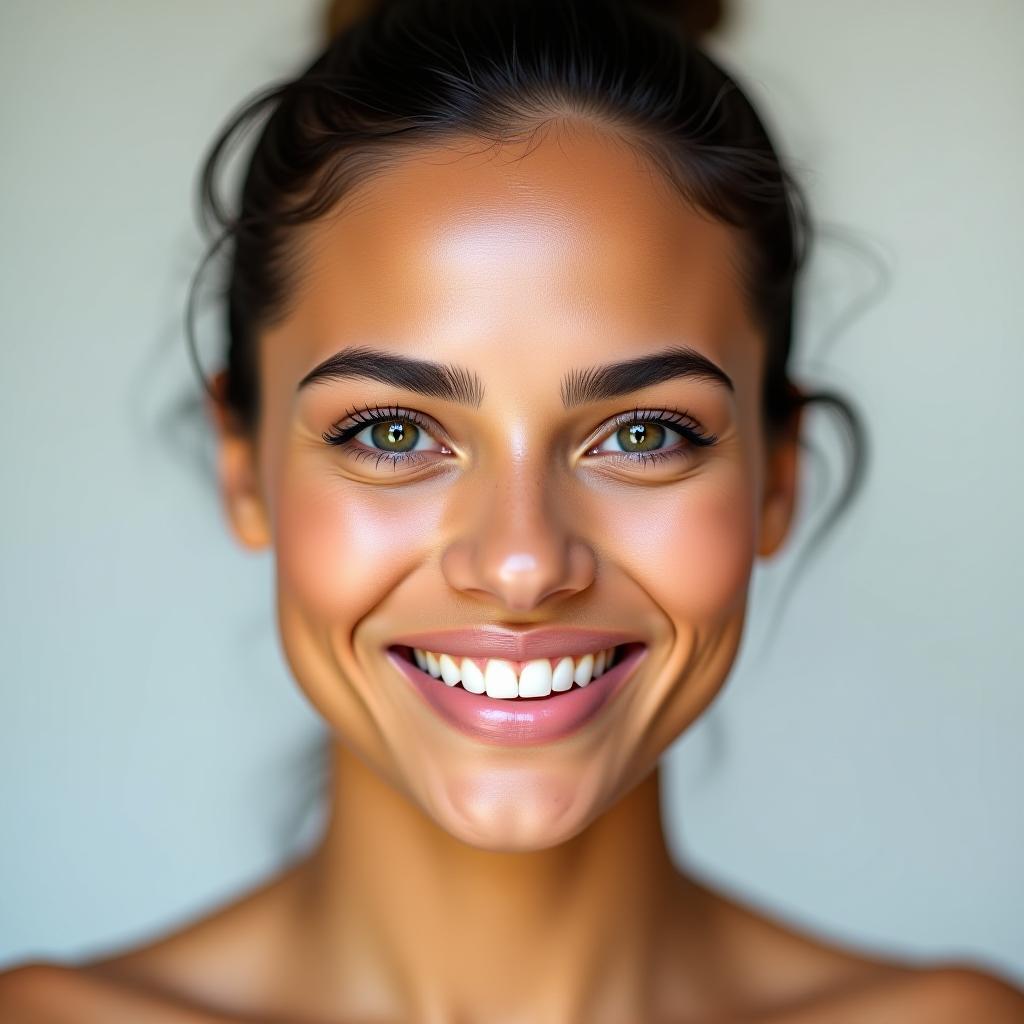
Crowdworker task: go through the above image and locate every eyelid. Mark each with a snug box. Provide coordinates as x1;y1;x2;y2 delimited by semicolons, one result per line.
590;422;685;455
582;406;718;452
321;405;453;475
322;404;450;446
321;403;717;472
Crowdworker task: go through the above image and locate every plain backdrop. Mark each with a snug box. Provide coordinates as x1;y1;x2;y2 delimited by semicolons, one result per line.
1;0;1022;985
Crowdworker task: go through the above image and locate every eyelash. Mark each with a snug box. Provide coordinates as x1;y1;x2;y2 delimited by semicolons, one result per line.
321;405;445;471
321;403;719;470
593;407;719;466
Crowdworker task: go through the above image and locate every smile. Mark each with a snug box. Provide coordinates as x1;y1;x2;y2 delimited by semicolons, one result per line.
386;640;648;746
404;645;622;698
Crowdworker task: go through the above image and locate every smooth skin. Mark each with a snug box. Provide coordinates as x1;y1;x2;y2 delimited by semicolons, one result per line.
4;120;1022;1022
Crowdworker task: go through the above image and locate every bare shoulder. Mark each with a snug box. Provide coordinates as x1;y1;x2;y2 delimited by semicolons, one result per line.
0;960;233;1022
691;877;1024;1022
890;963;1024;1022
784;961;1024;1023
0;963;94;1023
0;963;74;1023
0;861;308;1022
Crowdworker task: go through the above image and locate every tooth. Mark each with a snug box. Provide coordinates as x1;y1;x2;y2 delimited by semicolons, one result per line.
413;648;427;671
425;651;442;678
605;646;617;670
573;653;594;687
551;656;574;691
460;657;486;694
593;649;607;677
518;659;553;698
439;653;461;686
484;658;518;699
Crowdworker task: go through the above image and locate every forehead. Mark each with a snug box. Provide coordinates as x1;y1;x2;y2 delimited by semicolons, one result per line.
269;121;760;381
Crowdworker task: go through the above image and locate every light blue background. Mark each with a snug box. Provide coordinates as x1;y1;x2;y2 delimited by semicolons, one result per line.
2;0;1021;985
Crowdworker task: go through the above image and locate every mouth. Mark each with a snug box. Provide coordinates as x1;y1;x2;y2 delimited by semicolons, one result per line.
390;642;641;699
386;641;648;745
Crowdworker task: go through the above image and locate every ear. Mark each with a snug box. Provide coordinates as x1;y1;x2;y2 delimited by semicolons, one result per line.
206;370;271;551
757;392;804;560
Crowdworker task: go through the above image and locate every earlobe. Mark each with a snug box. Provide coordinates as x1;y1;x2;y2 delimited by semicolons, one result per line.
757;406;803;560
227;487;272;551
206;372;272;552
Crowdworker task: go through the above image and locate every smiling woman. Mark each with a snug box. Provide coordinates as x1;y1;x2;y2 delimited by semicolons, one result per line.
3;0;1022;1020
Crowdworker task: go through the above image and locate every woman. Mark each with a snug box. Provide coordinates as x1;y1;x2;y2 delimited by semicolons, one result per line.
3;0;1022;1019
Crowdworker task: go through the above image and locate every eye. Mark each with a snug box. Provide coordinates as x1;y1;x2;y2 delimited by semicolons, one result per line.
322;405;451;470
586;408;718;466
354;418;428;454
599;421;671;454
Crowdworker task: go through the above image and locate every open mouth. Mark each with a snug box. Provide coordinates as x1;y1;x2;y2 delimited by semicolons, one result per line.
390;642;644;700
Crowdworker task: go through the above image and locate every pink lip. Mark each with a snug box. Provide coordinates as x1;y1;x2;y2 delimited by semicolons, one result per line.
388;626;643;662
386;642;647;746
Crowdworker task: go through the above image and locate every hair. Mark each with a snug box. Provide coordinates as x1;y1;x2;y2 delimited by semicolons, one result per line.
186;0;867;646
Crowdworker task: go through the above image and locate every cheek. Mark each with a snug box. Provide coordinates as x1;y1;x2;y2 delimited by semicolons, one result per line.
273;461;442;625
609;467;757;624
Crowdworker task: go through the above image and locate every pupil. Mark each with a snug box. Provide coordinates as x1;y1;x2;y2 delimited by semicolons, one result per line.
370;420;418;452
619;422;665;452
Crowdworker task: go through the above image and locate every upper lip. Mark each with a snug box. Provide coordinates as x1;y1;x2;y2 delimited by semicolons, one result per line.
388;627;644;662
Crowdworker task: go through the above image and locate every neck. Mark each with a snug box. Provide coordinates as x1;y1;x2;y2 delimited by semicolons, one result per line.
288;741;711;1023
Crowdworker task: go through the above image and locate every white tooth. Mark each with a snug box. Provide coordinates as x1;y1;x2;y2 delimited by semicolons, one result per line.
460;657;486;694
413;648;427;671
605;646;617;670
484;658;518;699
552;656;575;692
425;651;442;678
573;652;594;687
518;659;553;698
593;649;607;677
439;653;461;686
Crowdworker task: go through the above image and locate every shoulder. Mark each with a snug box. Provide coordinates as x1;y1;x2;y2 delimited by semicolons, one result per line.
0;960;237;1023
896;963;1024;1022
0;963;87;1022
693;880;1024;1022
784;961;1024;1023
0;863;310;1022
0;863;308;1023
0;962;103;1022
0;963;56;1021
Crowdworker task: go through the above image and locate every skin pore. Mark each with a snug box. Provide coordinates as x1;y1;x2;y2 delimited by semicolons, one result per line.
4;119;1023;1022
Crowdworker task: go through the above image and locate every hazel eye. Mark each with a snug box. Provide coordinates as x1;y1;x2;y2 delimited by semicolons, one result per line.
322;406;451;469
584;408;718;468
591;420;685;456
606;422;669;453
343;417;449;457
360;419;424;453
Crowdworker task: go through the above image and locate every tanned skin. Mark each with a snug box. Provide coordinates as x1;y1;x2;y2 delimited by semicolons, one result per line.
4;122;1021;1022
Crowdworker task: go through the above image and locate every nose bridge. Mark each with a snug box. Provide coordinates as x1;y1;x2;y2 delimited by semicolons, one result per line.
441;446;595;611
489;452;560;555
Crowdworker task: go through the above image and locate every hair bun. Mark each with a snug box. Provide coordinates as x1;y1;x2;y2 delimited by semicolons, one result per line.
634;0;725;37
325;0;726;45
325;0;384;41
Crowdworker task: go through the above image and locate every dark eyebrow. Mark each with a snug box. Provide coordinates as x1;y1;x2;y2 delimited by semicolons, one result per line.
560;345;734;407
297;345;485;407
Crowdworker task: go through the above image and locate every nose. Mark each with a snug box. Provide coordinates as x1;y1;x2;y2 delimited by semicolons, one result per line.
440;459;597;613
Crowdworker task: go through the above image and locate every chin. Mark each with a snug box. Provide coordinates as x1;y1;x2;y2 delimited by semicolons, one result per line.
425;763;608;852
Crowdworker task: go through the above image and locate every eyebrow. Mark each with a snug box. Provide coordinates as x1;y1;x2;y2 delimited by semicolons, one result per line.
297;345;485;407
297;343;734;408
560;345;734;407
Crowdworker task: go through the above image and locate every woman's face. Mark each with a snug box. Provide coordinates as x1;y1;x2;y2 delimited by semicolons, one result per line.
214;122;801;851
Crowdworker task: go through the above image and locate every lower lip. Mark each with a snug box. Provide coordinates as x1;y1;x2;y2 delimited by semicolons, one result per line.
386;643;647;746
